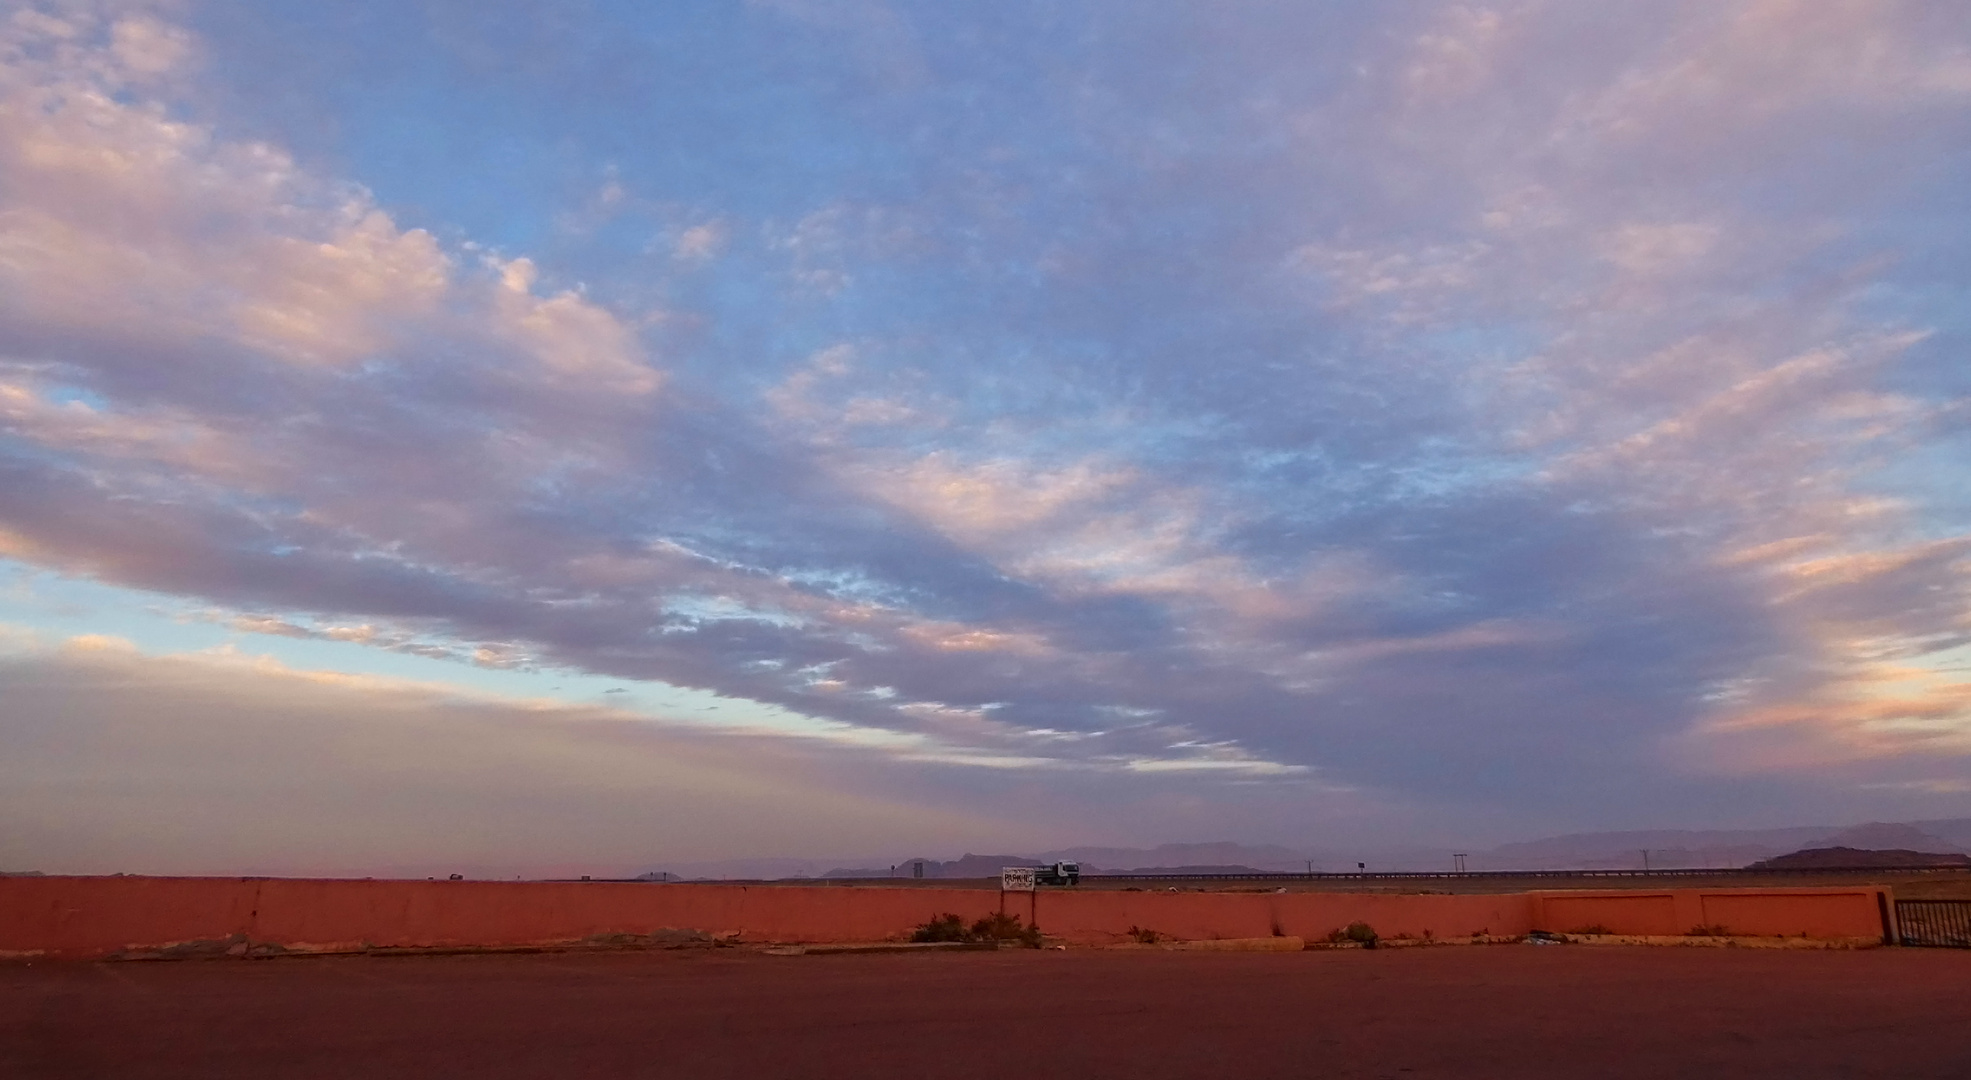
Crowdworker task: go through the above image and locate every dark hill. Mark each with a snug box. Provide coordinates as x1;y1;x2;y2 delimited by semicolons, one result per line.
1749;846;1971;870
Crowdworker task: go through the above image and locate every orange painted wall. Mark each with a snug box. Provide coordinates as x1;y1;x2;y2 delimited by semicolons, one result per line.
0;877;1002;960
0;876;1892;961
1030;890;1535;944
0;876;261;959
244;877;1003;952
1696;891;1882;939
1526;888;1891;939
1537;893;1682;936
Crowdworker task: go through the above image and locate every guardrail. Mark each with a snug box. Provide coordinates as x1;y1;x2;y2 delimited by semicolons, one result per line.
1895;900;1971;948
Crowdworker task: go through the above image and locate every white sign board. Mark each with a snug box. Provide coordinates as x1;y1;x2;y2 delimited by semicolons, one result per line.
1000;867;1037;892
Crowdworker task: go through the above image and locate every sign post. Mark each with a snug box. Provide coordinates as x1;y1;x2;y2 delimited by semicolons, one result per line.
1000;866;1037;924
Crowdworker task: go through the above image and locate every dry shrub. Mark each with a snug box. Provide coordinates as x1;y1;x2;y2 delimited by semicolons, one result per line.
1326;922;1378;948
909;911;1043;947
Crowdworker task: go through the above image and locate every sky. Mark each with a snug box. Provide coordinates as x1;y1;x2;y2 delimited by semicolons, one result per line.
2;0;1969;876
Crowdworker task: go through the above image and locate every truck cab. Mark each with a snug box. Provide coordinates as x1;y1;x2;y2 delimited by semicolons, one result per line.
1035;861;1081;886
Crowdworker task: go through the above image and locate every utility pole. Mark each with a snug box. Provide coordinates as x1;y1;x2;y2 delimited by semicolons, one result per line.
1641;849;1650;872
1453;853;1468;873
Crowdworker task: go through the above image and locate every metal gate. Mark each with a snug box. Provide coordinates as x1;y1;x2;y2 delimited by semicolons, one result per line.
1896;900;1971;948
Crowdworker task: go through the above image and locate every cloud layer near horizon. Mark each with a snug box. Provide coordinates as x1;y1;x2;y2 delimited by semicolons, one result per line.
2;0;1968;864
0;635;1014;875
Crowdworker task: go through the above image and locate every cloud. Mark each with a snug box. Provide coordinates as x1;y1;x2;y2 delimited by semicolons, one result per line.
0;637;1374;873
673;221;729;262
0;6;656;390
0;0;1967;847
0;31;445;366
0;640;999;875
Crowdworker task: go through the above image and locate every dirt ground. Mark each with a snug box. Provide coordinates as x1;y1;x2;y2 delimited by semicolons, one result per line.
1881;873;1971;899
6;945;1969;1079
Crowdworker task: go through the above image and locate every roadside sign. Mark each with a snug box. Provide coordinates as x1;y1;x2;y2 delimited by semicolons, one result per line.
1001;867;1037;892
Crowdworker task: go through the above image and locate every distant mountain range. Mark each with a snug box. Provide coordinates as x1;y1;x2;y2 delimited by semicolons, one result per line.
1463;820;1971;872
635;818;1971;881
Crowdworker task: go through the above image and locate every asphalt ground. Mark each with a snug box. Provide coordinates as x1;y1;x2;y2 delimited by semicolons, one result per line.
6;945;1970;1079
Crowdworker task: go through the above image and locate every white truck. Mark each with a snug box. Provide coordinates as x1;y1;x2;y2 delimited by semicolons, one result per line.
1034;861;1081;886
